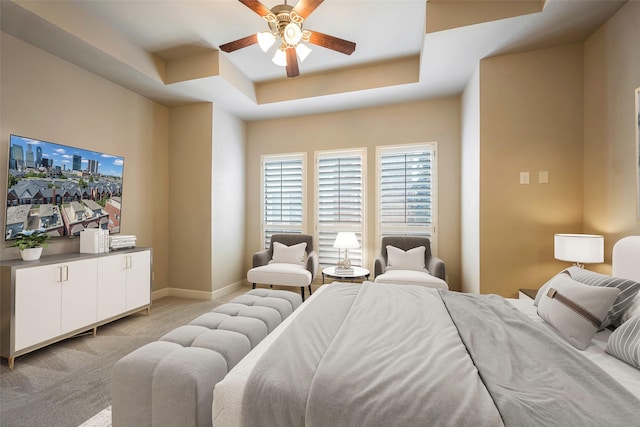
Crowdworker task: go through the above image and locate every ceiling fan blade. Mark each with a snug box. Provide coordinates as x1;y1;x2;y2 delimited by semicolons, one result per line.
307;31;356;55
219;34;258;53
292;0;324;19
286;48;300;78
238;0;272;18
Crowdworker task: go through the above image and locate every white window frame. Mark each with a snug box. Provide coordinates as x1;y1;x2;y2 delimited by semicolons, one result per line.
375;143;438;255
314;148;367;268
260;153;306;249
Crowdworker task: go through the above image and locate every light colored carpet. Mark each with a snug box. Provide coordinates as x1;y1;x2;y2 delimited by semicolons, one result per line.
0;293;248;427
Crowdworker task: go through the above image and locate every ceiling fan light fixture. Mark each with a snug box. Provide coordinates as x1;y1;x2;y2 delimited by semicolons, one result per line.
283;22;302;45
272;48;287;67
296;43;311;62
221;0;357;78
257;31;276;52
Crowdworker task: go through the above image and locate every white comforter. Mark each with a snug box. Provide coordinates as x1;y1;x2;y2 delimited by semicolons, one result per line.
213;283;640;426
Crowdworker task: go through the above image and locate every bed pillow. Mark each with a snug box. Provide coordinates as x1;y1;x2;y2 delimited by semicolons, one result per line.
270;242;307;266
537;274;620;350
385;245;426;272
533;270;570;307
565;266;640;329
606;315;640;369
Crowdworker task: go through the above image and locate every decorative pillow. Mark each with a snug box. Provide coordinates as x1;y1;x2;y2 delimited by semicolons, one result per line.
537;274;620;350
606;315;640;369
533;270;570;307
270;242;307;266
385;245;426;272
621;294;640;323
565;266;640;329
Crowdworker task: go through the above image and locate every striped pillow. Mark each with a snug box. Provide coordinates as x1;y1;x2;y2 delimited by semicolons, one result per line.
566;267;640;329
606;316;640;369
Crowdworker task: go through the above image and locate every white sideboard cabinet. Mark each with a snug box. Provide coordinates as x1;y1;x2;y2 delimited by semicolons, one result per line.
97;250;151;321
1;248;151;369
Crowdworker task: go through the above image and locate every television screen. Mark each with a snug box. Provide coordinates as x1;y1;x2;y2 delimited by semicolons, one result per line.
5;134;124;241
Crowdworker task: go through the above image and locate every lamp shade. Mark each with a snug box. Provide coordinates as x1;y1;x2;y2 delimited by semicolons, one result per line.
272;48;287;67
295;43;312;62
257;32;276;52
333;232;360;249
554;234;604;264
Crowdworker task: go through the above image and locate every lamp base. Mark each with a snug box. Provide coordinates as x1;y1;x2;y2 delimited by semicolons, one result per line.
338;258;352;269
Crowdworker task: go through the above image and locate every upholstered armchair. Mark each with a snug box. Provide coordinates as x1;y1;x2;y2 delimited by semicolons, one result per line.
374;236;447;290
247;234;318;300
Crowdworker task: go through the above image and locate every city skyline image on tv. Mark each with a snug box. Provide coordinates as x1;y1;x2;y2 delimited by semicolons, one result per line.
5;134;125;241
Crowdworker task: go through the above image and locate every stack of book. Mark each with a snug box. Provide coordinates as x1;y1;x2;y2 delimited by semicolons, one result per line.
334;266;354;275
110;235;137;250
80;229;110;254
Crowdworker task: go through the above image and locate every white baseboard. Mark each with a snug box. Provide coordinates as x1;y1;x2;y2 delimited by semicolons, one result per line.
151;287;170;301
152;280;248;301
211;280;248;300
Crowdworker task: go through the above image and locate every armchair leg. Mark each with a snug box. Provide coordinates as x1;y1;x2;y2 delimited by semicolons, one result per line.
300;287;305;301
252;283;256;289
308;285;312;296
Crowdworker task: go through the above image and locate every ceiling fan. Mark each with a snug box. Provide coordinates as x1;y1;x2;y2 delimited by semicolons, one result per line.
219;0;356;78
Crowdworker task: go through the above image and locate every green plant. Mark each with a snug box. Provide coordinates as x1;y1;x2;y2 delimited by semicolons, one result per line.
10;229;50;250
8;173;18;188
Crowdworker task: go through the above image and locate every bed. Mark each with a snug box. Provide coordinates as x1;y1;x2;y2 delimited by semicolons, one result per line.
212;237;640;426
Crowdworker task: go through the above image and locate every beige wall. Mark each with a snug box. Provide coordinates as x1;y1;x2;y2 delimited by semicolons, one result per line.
0;32;171;291
478;44;585;297
168;103;213;294
584;0;640;271
245;99;462;291
461;68;481;294
212;106;246;292
167;104;247;297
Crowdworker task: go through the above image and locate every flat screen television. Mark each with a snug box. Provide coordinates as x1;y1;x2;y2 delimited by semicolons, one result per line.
5;134;124;241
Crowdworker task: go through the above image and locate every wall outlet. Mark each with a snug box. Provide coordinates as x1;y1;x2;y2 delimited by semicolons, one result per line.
519;172;530;184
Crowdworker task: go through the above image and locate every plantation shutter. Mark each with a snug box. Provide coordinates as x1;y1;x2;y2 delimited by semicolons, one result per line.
262;155;304;249
316;150;364;267
378;144;436;243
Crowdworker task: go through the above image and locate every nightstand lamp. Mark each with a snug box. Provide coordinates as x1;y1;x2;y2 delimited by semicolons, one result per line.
333;232;360;269
554;233;604;268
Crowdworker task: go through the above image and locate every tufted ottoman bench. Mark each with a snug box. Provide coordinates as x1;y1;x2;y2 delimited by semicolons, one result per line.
111;289;301;427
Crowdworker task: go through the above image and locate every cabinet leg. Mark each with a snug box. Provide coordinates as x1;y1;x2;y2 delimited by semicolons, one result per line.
93;327;97;337
145;306;150;315
8;357;14;370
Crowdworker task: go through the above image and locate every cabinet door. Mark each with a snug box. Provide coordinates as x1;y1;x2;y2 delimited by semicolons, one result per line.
97;255;127;321
60;259;98;335
126;250;151;310
14;264;62;351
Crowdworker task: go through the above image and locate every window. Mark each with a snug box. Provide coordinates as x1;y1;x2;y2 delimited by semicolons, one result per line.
315;149;365;267
261;153;305;249
376;143;437;251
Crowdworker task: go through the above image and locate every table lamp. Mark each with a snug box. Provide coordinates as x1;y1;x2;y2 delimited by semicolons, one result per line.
554;233;604;268
333;232;360;269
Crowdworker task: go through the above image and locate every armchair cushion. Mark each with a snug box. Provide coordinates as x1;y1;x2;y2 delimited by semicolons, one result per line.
375;270;448;290
247;263;312;287
386;245;427;272
270;241;307;266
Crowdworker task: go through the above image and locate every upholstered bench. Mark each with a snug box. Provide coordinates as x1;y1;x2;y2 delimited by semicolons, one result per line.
111;289;301;427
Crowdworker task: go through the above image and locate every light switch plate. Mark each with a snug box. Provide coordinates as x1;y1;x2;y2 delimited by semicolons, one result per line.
539;171;549;184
